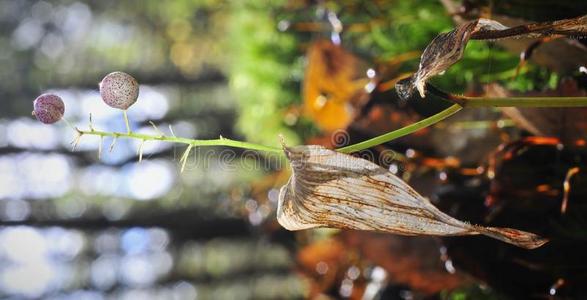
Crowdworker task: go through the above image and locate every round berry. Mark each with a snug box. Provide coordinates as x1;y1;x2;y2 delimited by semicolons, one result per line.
33;94;65;124
99;71;139;110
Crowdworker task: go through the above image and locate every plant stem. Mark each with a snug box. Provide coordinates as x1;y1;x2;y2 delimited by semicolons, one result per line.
337;104;462;153
61;118;76;131
426;84;587;107
444;119;515;130
76;128;283;154
123;110;131;134
463;96;587;108
75;95;587;156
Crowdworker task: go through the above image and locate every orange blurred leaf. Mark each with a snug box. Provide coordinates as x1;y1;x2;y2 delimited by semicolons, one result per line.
303;40;372;132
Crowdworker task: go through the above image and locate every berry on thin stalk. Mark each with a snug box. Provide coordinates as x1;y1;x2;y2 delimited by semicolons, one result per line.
99;71;139;133
32;94;65;124
99;71;139;110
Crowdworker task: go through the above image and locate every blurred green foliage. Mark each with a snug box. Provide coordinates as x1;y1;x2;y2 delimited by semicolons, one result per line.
441;284;508;300
225;0;559;145
227;1;304;147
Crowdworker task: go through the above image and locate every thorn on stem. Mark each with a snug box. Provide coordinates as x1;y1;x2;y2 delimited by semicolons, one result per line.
71;131;83;152
89;113;95;132
109;136;118;153
169;125;177;137
138;140;145;163
98;136;103;160
149;121;165;137
179;145;193;173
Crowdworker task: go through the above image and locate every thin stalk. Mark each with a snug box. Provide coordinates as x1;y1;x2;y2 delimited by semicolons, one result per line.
75;128;283;154
444;119;515;130
337;104;462;153
76;92;587;156
60;118;76;131
426;84;587;108
123;110;131;134
463;97;587;108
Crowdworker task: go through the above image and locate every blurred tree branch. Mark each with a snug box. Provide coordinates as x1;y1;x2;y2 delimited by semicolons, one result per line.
0;211;251;239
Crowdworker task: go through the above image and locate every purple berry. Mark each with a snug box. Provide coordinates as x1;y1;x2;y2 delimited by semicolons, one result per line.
99;71;139;110
33;94;65;124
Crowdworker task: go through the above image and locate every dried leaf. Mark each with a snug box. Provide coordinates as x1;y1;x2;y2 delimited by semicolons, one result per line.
277;145;548;249
410;20;479;98
398;15;587;99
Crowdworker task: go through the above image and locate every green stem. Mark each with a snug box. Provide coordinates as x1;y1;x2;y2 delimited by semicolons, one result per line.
446;119;515;130
61;118;76;131
75;96;587;157
123;110;131;134
338;95;587;153
76;128;283;154
427;84;587;107
337;104;462;153
463;96;587;108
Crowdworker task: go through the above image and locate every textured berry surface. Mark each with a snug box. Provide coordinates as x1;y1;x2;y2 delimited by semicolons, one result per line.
99;71;139;110
33;94;65;124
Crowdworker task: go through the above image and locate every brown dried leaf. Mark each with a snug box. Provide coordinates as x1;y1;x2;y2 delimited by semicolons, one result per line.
398;15;587;99
411;20;479;98
277;145;548;249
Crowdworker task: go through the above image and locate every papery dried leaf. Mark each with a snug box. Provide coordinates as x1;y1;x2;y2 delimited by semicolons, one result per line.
410;20;479;98
399;15;587;99
277;145;548;249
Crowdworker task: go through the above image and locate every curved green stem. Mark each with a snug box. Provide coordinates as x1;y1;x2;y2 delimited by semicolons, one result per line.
76;128;283;154
74;95;587;157
337;104;462;153
337;95;587;153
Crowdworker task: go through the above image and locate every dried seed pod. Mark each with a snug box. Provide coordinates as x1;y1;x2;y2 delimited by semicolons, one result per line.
99;71;139;110
32;94;65;124
411;20;478;98
401;15;587;99
277;145;548;249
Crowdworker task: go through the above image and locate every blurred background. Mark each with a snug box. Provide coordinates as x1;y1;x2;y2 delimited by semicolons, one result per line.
1;0;587;299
